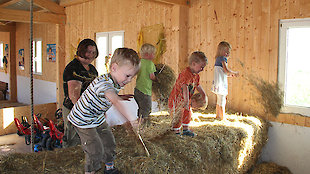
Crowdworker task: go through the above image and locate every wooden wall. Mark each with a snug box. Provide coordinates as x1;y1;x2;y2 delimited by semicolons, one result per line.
16;23;57;82
65;0;178;94
64;0;310;127
0;31;10;74
187;0;310;127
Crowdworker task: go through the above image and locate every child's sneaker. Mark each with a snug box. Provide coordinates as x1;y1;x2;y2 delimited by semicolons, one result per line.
104;168;121;174
182;130;196;137
175;132;182;136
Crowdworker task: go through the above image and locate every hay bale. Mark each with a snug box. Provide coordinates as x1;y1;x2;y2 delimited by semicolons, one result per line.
0;110;269;174
152;64;176;108
250;162;292;174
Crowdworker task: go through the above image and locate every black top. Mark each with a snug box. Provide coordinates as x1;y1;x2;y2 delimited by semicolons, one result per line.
63;58;98;109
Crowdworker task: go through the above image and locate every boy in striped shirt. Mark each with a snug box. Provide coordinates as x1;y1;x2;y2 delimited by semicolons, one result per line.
68;48;140;174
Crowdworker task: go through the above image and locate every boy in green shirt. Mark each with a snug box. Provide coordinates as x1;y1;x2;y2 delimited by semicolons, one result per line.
134;43;157;124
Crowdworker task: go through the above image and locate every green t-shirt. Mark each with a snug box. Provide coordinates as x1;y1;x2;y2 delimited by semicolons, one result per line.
135;58;156;96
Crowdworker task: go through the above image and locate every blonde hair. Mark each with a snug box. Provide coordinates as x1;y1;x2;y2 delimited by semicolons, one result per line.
215;41;231;59
110;48;140;69
140;43;156;56
189;51;208;65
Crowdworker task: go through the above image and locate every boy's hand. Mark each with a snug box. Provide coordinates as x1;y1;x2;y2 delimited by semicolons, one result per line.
119;94;134;101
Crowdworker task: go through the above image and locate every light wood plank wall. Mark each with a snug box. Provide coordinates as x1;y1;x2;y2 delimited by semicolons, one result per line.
65;0;310;127
16;23;57;82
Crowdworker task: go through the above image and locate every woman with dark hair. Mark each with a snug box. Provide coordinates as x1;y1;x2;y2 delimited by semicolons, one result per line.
62;38;99;148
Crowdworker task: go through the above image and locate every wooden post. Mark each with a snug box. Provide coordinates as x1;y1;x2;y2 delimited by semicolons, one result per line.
56;24;65;109
9;25;17;102
171;5;188;74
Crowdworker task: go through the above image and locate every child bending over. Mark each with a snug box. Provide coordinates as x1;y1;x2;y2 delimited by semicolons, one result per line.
67;48;140;174
168;51;208;137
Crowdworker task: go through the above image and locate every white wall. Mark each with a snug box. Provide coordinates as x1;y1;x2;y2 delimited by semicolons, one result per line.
261;122;310;174
16;75;56;105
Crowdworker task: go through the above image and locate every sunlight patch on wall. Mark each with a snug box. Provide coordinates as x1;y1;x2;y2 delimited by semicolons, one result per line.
3;108;14;129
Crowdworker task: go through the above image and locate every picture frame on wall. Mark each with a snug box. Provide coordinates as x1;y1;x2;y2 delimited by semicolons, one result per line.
18;49;24;70
47;44;56;62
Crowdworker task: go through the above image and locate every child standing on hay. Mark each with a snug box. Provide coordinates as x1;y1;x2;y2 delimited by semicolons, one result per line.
211;41;239;120
134;43;157;125
168;51;208;137
67;48;140;174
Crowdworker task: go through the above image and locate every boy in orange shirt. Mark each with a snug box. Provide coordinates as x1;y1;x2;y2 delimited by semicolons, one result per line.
168;51;208;137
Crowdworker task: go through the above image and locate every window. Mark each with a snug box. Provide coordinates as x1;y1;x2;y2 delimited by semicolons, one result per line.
0;43;3;68
278;18;310;116
32;39;42;74
95;31;124;75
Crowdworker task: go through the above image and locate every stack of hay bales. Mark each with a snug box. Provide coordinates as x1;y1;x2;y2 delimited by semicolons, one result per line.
0;111;270;174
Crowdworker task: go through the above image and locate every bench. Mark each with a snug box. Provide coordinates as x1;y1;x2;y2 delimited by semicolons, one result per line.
0;81;8;100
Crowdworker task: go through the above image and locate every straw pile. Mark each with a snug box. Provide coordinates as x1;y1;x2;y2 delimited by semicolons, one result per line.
248;76;284;117
0;109;270;174
152;64;176;109
250;162;292;174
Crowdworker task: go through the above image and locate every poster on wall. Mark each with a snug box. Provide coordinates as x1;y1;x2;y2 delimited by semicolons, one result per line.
47;44;56;62
18;49;25;70
3;44;9;73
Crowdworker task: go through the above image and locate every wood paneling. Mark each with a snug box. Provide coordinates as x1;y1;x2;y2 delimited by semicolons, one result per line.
16;23;57;82
64;0;310;127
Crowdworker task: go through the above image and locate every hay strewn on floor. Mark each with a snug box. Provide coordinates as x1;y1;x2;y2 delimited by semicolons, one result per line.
250;162;292;174
0;109;270;174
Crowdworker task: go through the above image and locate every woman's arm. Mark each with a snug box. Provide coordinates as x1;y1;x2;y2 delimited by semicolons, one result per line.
67;80;82;104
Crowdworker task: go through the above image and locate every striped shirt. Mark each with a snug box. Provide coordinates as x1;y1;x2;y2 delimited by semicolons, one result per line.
67;73;121;128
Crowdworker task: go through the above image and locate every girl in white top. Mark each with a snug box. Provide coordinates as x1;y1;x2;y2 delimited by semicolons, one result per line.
211;41;239;120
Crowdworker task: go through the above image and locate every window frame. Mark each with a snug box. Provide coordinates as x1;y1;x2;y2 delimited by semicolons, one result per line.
95;31;124;75
278;18;310;117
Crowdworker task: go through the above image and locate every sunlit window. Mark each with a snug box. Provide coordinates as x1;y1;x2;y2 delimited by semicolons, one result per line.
278;18;310;116
95;31;124;75
32;39;42;74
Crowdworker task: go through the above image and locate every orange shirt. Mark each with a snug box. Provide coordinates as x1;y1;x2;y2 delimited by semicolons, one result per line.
168;67;200;108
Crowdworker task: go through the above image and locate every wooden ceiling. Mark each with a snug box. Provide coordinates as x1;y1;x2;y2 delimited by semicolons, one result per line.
0;0;189;25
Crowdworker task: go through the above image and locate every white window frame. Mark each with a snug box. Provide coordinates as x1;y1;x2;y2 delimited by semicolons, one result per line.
95;31;124;75
32;38;42;75
0;42;3;68
278;18;310;117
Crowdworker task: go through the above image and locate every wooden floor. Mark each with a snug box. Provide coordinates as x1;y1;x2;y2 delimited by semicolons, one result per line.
0;100;27;109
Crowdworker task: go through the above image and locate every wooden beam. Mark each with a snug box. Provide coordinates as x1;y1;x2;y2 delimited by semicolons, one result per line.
25;0;65;15
56;24;65;109
172;5;189;73
9;23;17;102
144;0;190;6
0;0;20;8
60;0;93;7
0;22;15;32
0;8;66;24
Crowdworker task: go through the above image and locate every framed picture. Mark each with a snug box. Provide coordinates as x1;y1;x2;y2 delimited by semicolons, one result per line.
47;44;56;62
